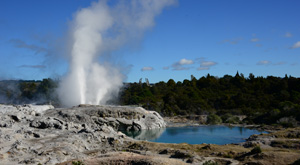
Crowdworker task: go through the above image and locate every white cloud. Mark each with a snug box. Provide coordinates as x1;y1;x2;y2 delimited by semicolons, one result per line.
172;58;194;70
196;60;217;71
257;61;287;66
141;66;154;71
170;58;217;71
257;60;271;65
274;62;286;65
291;41;300;49
172;66;190;71
251;38;259;42
200;61;217;67
178;58;194;65
285;32;292;38
197;67;209;70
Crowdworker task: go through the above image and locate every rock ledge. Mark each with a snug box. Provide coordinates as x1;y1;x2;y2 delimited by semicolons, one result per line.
0;104;166;164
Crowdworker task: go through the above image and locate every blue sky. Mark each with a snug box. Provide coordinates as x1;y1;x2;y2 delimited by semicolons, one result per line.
0;0;300;83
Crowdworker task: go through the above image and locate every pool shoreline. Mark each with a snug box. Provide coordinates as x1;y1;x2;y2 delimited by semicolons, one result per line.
123;125;267;145
164;117;280;133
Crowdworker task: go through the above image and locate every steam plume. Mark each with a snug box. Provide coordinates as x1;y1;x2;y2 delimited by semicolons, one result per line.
58;0;176;107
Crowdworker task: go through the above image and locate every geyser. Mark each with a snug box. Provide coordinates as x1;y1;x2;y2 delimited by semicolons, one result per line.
58;0;176;107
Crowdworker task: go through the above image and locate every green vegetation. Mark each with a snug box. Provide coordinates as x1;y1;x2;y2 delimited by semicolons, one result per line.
207;114;222;124
0;78;58;105
1;73;300;126
221;114;240;124
72;160;84;165
120;73;300;126
250;146;262;154
203;160;218;165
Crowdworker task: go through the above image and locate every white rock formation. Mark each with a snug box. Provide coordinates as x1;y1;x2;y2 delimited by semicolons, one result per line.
0;104;165;164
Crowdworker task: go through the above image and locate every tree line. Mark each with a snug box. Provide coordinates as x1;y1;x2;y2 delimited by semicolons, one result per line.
0;78;58;105
1;73;299;125
119;73;300;125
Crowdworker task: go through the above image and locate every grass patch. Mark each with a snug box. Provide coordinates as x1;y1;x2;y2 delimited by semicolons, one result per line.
72;161;84;165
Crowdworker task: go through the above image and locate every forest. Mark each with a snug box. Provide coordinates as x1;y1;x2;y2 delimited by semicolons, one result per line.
1;73;300;126
119;73;300;126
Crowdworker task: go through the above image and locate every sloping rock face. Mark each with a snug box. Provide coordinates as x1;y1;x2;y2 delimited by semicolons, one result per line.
45;105;166;131
0;104;166;164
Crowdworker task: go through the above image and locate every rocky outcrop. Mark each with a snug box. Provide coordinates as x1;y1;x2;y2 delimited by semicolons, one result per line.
0;104;166;164
241;127;300;149
44;105;166;131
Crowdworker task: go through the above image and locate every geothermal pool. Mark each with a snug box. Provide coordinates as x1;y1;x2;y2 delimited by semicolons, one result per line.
123;125;266;145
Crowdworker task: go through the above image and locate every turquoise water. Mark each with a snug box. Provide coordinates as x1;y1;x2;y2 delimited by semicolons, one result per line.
123;125;266;145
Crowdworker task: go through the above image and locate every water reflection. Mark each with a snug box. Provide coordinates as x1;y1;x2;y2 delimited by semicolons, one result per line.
123;128;165;141
239;127;244;135
166;126;199;136
123;125;266;145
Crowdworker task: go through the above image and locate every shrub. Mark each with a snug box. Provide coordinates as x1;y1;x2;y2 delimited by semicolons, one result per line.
226;116;240;124
222;114;240;124
203;160;218;165
207;114;222;124
277;117;298;127
250;146;262;154
221;113;232;122
72;161;84;165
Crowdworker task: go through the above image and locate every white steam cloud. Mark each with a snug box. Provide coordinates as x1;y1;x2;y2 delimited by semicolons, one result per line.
58;0;176;107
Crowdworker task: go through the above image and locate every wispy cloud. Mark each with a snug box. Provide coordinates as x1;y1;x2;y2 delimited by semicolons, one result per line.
178;58;194;65
172;66;190;71
264;47;278;52
172;58;194;70
141;66;154;71
10;39;48;54
290;41;300;49
169;58;217;71
163;66;169;70
257;60;287;66
257;60;271;65
197;60;217;71
200;61;217;67
122;64;134;75
274;61;286;65
285;32;292;38
251;38;259;42
197;67;209;71
221;38;243;44
19;65;46;69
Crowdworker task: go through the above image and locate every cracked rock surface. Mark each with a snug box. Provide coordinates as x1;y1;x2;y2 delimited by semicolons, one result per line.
0;104;166;164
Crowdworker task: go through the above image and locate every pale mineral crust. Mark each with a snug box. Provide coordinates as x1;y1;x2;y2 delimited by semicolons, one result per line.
0;104;165;164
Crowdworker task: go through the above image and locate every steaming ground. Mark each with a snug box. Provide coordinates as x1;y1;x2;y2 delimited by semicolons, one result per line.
58;0;176;107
